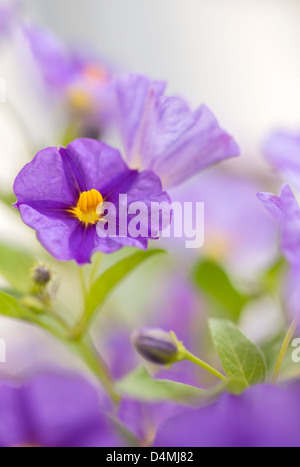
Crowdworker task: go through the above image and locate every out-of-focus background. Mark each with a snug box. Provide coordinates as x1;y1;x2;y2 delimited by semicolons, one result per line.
15;0;300;160
0;0;298;381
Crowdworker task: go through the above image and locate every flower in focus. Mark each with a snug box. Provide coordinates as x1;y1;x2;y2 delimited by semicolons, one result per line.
114;74;240;188
154;382;300;447
13;138;170;264
0;372;121;447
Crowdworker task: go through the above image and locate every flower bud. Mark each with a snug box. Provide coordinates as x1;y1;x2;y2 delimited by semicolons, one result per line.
131;328;179;365
32;265;51;285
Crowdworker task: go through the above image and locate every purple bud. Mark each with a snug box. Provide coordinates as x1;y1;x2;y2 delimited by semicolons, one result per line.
131;328;179;365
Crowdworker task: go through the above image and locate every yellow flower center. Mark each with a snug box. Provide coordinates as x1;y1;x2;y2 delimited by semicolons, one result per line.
71;189;103;226
67;88;94;112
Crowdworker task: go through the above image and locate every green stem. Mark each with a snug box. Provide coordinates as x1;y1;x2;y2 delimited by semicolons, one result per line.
89;252;102;288
75;265;118;402
78;267;87;302
183;349;227;382
272;316;298;384
72;256;102;339
68;338;120;404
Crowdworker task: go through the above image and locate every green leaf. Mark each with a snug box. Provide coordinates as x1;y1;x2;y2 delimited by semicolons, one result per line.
209;319;266;387
0;291;67;338
261;256;287;293
0;291;37;321
0;243;34;293
85;249;166;324
194;259;250;321
0;291;54;329
116;367;206;404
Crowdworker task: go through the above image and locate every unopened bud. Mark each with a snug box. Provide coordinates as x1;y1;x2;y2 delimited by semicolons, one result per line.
131;328;180;365
32;265;51;285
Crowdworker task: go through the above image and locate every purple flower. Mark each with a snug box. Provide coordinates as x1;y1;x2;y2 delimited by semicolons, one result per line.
118;398;183;447
101;274;202;384
257;185;300;269
13;138;170;264
114;74;240;188
101;277;204;444
167;169;278;277
22;24;73;90
0;1;17;37
258;185;300;317
154;382;300;447
264;131;300;189
0;372;121;447
22;24;113;128
97;276;202;444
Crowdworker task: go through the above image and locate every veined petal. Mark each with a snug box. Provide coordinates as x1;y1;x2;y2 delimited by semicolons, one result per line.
59;139;133;199
107;169;172;240
14;138;171;263
114;74;167;166
150;104;240;188
13;146;77;209
114;74;240;188
19;205;78;262
69;223;99;265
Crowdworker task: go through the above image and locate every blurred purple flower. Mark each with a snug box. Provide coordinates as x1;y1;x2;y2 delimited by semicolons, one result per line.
258;185;300;269
0;1;17;36
261;131;300;317
102;274;201;383
154;382;300;447
22;24;114;130
118;398;183;447
258;184;300;317
264;131;300;190
165;169;278;277
114;74;240;189
22;24;75;90
13;138;170;264
0;372;121;447
100;276;203;444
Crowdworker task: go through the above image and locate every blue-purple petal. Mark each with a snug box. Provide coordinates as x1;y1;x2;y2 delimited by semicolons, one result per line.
257;185;300;267
14;146;77;208
264;131;300;190
114;74;240;188
14;139;171;263
0;372;121;447
154;382;300;447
